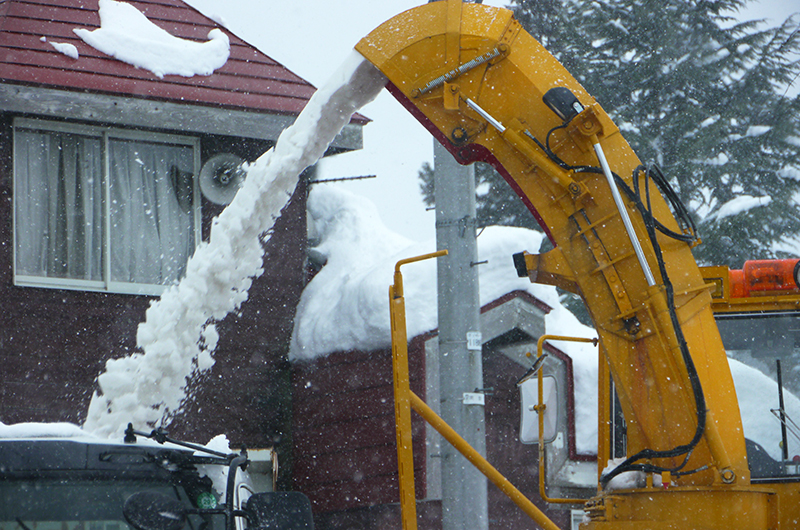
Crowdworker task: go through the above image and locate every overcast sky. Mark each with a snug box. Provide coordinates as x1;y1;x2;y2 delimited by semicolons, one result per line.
184;0;800;243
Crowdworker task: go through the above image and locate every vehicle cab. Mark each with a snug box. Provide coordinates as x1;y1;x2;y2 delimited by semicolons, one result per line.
0;423;313;530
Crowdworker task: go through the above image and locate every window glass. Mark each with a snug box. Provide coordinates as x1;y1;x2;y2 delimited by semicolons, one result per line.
717;312;800;479
0;479;224;529
14;129;104;281
108;139;195;285
13;120;199;294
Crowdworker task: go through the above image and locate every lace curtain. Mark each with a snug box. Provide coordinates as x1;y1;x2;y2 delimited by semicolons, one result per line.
15;128;195;288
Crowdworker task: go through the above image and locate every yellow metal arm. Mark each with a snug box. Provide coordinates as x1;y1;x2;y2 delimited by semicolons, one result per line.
358;0;746;489
389;250;561;530
359;1;790;527
514;247;579;294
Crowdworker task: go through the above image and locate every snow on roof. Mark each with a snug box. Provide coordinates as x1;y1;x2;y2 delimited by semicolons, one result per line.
290;184;601;451
48;40;80;60
0;421;92;440
0;0;321;117
291;185;800;461
290;184;596;361
74;0;230;79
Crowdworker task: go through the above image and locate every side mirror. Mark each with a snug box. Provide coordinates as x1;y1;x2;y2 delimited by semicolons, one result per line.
123;492;188;530
244;492;314;530
519;375;558;444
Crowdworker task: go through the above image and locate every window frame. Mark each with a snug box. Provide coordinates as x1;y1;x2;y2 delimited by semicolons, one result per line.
13;117;202;296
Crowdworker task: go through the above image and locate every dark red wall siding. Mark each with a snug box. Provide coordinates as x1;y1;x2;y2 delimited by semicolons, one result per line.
292;343;428;515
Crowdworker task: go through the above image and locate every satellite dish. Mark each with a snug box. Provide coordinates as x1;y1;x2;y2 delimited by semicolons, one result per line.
199;153;246;205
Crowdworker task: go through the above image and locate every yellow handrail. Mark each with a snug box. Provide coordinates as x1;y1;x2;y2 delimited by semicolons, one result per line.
389;251;561;530
390;250;447;530
409;392;561;530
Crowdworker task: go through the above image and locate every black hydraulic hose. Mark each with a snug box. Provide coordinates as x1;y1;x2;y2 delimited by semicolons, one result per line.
571;165;697;244
631;164;697;244
599;168;707;486
538;124;698;244
525;126;707;484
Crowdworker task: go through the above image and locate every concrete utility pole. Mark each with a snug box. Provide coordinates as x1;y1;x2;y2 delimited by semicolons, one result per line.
433;139;488;530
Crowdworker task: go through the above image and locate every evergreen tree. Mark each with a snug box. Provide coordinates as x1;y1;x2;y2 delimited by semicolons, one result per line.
418;0;800;268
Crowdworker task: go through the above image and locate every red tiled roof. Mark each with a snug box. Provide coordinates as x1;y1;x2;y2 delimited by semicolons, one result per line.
0;0;366;122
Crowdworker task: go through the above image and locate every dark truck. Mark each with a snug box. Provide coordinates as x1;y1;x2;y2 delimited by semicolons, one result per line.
0;424;313;530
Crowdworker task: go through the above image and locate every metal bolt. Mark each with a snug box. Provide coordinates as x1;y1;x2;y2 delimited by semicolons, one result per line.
720;468;736;484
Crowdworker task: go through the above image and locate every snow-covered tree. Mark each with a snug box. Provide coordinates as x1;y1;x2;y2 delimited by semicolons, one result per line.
419;0;800;268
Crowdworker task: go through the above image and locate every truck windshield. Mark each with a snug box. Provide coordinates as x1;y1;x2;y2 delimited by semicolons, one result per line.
716;311;800;480
0;479;224;530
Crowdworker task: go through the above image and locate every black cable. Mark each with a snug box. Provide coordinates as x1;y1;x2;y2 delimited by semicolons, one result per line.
631;164;697;244
535;123;698;245
523;125;707;485
523;129;570;170
546;122;572;168
599;167;707;487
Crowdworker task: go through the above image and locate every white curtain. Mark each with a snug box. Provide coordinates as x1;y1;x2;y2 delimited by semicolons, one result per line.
15;129;195;287
108;139;194;285
15;130;104;280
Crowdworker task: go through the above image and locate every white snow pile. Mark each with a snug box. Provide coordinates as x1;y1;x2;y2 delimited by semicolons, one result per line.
731;359;800;461
49;40;80;60
293;186;424;356
291;185;600;452
74;0;230;78
0;421;90;439
196;434;254;500
291;185;594;360
82;52;387;439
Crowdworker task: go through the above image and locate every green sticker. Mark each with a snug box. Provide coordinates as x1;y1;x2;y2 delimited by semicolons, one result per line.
197;491;218;509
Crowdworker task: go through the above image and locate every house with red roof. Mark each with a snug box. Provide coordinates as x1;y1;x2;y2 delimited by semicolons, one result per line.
0;0;364;478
